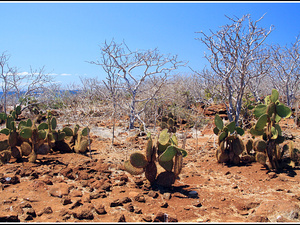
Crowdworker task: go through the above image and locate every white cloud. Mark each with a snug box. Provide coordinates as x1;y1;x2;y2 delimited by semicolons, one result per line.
18;72;29;76
61;73;72;76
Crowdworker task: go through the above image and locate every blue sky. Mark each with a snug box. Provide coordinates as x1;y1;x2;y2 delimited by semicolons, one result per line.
0;1;300;88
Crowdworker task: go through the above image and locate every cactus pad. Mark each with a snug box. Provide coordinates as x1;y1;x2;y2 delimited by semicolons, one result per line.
9;131;18;147
276;103;292;118
232;137;244;156
19;128;33;140
130;152;148;168
214;114;223;130
158;158;173;172
174;152;183;177
62;127;73;136
74;138;89;153
256;152;267;165
145;136;153;162
145;161;157;183
245;139;253;155
253;104;267;119
11;146;22;159
253;139;267;152
0;128;10;135
216;149;229;163
81;127;89;136
124;160;144;175
51;117;57;130
0;140;9;151
255;114;268;131
159;145;177;162
226;121;236;134
20;142;32;156
0;150;11;165
28;151;37;163
158;129;170;145
36;144;51;155
270;89;279;103
38;123;48;130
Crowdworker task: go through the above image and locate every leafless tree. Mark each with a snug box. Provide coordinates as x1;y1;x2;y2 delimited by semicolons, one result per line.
269;35;300;109
195;14;274;125
246;45;273;102
0;51;54;114
14;66;54;109
89;39;186;131
0;51;18;113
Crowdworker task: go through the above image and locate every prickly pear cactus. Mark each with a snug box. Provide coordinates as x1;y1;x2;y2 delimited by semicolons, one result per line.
213;114;245;165
124;130;188;187
124;133;158;183
250;89;292;171
61;124;90;154
158;112;177;133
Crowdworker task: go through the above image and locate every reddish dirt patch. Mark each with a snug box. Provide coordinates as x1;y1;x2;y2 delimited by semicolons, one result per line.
1;117;300;222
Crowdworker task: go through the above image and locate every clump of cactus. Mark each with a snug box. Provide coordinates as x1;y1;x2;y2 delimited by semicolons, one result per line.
62;124;90;154
0;113;31;161
250;89;292;171
18;118;54;163
213;114;245;164
124;129;187;187
159;112;177;133
124;132;157;183
286;141;300;167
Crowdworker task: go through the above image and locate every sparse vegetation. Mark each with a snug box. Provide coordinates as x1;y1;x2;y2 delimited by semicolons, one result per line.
0;12;300;223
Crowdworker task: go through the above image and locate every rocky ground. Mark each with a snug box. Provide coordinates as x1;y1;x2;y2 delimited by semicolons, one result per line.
1;107;300;223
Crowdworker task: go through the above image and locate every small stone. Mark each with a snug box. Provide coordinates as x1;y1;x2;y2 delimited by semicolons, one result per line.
192;201;202;207
43;206;53;214
268;172;278;179
69;199;83;209
120;196;132;204
163;193;171;200
148;191;159;198
20;202;32;208
101;182;112;191
125;203;134;212
160;202;168;208
61;196;72;205
81;193;91;203
154;212;168;222
24;214;33;221
76;171;90;180
94;204;107;215
70;189;83;197
134;207;142;214
134;194;146;203
110;199;123;207
134;178;144;186
118;214;126;222
290;211;299;219
73;209;94;220
43;179;53;185
142;215;152;222
49;183;70;198
26;208;36;217
0;214;20;222
59;209;69;217
62;214;71;221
